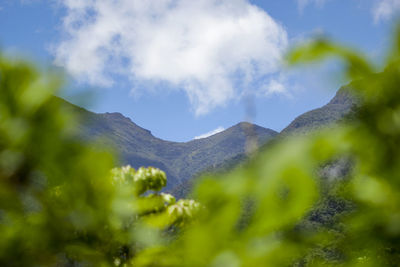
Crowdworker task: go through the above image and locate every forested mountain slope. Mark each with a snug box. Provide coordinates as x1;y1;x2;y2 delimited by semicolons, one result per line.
281;86;356;134
55;84;355;193
55;96;277;188
172;85;357;197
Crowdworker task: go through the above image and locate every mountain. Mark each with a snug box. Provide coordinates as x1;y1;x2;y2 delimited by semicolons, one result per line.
54;96;278;189
281;86;357;135
55;84;355;194
172;85;358;197
211;86;357;169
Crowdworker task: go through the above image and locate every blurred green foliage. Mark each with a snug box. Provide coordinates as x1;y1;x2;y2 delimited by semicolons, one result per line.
0;55;199;266
2;26;400;266
0;54;116;266
130;28;400;266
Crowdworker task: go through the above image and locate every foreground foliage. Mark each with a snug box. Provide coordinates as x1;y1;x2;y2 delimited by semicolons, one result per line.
0;56;199;266
1;27;400;266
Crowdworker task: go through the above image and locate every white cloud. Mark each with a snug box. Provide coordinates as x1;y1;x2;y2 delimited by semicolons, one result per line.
194;126;225;139
296;0;328;12
263;79;287;96
258;74;291;98
53;0;288;115
373;0;400;23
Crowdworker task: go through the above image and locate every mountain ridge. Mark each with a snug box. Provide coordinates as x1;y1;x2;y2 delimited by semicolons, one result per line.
56;84;355;193
172;85;357;197
55;96;278;188
281;86;356;135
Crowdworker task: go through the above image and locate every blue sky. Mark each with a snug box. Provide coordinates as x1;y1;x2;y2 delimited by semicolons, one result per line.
0;0;398;141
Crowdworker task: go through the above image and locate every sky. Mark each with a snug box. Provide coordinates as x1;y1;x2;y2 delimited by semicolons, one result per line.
0;0;399;141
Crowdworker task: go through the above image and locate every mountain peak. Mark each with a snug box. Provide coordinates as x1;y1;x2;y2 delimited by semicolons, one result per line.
281;86;356;135
102;112;133;123
235;121;252;127
104;111;126;117
231;121;278;135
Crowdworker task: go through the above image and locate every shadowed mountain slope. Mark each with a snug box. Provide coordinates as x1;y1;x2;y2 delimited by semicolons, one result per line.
172;85;358;197
281;86;357;135
55;84;355;195
54;96;278;189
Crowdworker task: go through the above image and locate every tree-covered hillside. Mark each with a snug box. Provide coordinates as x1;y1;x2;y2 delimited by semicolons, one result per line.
173;84;358;198
54;96;277;189
54;78;357;197
281;86;357;135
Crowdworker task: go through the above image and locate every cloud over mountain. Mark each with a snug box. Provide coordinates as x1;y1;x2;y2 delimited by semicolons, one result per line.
194;126;225;139
54;0;288;115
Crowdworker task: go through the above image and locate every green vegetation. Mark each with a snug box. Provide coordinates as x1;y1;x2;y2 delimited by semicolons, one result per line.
1;26;400;266
0;55;199;266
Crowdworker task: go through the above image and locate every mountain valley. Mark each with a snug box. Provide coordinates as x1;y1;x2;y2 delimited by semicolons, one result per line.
57;85;355;192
